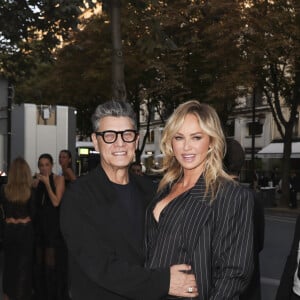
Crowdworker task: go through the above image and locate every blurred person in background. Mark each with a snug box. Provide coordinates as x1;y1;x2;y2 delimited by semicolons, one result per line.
58;150;76;186
33;153;67;300
129;161;143;176
0;157;36;300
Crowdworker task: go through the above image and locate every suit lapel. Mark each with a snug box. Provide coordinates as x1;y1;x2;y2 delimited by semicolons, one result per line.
181;176;213;253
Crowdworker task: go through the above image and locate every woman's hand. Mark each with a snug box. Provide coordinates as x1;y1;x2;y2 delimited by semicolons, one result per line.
37;173;50;186
169;264;198;298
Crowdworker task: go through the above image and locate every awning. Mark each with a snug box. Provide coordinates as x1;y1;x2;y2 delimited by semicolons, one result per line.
256;141;300;158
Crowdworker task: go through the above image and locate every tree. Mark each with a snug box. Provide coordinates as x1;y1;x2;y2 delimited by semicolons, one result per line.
103;0;127;101
0;0;95;83
188;0;300;206
17;14;112;135
242;0;300;206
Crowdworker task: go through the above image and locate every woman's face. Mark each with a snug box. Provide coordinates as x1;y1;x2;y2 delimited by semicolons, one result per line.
172;113;210;174
59;152;70;167
38;158;53;176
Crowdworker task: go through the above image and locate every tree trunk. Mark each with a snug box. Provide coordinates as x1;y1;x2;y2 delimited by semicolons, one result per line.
110;0;127;101
280;126;293;206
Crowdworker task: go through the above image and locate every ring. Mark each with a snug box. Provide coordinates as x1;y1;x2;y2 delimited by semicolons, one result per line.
187;287;193;293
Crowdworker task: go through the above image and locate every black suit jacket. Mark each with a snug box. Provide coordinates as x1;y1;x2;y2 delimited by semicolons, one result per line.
146;177;254;300
60;166;169;300
276;215;300;300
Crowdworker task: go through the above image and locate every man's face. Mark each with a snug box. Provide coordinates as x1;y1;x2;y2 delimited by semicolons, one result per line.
91;116;139;173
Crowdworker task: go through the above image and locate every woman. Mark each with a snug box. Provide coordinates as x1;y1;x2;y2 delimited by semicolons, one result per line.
145;100;254;299
58;150;76;186
0;157;35;300
33;153;65;300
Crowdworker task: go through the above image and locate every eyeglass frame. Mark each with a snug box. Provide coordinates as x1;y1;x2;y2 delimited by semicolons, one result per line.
94;129;138;144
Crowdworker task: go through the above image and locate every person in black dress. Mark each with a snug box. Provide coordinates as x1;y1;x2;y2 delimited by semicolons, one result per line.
33;153;65;300
0;157;35;300
58;149;76;299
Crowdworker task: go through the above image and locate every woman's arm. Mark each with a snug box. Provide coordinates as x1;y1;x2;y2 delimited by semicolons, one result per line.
64;167;76;182
210;186;254;299
39;174;65;207
191;184;254;300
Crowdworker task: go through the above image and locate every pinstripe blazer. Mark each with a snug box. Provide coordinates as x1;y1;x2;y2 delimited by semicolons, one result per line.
145;175;254;300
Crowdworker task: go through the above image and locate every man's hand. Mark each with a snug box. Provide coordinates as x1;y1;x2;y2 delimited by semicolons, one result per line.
169;264;198;298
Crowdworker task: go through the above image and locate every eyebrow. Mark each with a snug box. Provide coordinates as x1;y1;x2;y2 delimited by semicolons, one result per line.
175;131;203;135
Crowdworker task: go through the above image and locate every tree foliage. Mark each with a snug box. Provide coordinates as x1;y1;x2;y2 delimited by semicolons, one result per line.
242;0;300;205
0;0;95;82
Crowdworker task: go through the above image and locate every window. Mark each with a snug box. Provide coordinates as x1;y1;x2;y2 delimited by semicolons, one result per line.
248;122;263;136
146;130;154;143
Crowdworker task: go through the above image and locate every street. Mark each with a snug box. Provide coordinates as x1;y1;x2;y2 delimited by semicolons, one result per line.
261;213;297;300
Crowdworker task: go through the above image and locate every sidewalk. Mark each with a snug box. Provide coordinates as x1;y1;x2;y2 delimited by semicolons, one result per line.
264;205;300;218
258;189;300;218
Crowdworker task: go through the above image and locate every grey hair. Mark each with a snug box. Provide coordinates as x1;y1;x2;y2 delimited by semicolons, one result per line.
91;100;137;131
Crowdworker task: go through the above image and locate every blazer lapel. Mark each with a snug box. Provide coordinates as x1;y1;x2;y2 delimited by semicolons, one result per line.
181;176;213;254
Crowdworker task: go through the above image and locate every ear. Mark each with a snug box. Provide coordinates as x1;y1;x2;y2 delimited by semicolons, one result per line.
135;134;140;150
91;133;100;153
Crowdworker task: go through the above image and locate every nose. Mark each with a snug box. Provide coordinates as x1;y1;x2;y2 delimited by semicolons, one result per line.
183;138;192;150
114;133;125;146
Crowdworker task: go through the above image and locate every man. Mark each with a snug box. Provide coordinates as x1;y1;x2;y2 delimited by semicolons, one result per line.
60;100;198;300
276;215;300;300
224;138;265;300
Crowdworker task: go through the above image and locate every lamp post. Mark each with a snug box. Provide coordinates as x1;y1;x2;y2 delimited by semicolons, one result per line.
251;86;256;188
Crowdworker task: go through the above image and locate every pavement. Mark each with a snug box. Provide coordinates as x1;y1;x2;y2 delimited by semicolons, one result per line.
264;205;300;218
257;188;300;218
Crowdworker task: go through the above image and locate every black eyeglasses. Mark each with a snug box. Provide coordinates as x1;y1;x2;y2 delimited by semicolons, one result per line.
95;130;138;144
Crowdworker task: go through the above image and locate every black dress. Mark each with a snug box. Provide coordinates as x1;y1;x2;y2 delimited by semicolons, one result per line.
0;187;35;300
34;173;67;300
35;174;61;247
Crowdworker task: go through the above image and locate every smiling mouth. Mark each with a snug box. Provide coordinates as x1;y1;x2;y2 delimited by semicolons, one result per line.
182;154;195;159
113;151;127;156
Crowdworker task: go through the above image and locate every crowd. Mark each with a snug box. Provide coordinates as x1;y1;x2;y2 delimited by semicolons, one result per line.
0;99;299;300
0;150;76;300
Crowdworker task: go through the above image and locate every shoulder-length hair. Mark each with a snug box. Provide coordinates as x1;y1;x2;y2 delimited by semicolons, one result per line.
158;100;232;201
4;157;33;203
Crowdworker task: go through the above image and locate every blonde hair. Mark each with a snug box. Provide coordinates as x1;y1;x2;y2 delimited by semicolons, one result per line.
158;100;232;200
4;157;33;203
